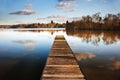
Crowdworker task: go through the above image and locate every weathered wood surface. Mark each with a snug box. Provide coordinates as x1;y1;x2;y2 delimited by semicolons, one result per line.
41;35;85;80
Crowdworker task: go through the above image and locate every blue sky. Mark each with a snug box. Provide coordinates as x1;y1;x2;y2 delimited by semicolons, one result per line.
0;0;120;25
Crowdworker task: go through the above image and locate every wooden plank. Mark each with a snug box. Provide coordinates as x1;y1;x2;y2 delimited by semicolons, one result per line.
45;65;79;67
49;53;73;57
42;79;85;80
42;74;84;78
46;57;77;65
54;41;67;44
43;66;83;74
41;35;85;80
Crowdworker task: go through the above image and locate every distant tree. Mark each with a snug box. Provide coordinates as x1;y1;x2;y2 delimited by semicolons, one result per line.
66;20;69;24
51;20;54;24
92;12;102;23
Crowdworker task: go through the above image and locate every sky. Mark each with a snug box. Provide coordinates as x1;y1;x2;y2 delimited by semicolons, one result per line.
0;0;120;25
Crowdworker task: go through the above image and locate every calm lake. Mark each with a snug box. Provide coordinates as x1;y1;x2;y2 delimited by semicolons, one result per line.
0;28;120;80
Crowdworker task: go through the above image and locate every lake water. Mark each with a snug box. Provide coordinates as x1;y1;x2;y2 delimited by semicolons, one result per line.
0;29;120;80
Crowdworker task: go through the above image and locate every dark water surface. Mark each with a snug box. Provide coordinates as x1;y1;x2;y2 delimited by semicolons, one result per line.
0;29;120;80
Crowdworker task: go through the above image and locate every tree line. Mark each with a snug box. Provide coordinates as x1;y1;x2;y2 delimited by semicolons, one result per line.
0;21;65;28
66;13;120;30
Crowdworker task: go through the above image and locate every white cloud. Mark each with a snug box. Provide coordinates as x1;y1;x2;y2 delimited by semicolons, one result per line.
37;14;68;23
9;4;36;15
56;0;94;12
57;0;78;12
37;14;67;19
47;15;67;18
57;2;74;9
10;9;36;15
37;14;81;23
84;0;92;2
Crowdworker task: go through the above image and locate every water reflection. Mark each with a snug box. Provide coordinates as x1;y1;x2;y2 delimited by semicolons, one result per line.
66;30;120;80
13;40;38;51
0;29;120;80
0;29;66;80
75;52;96;61
66;30;120;45
109;61;120;70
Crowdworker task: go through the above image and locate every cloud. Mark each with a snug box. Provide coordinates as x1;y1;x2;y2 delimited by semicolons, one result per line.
84;0;92;2
9;4;36;15
47;15;67;18
37;14;81;23
9;9;35;15
75;52;96;61
37;14;67;20
57;2;74;9
56;0;93;12
10;9;36;15
37;14;68;23
57;0;78;12
58;0;78;2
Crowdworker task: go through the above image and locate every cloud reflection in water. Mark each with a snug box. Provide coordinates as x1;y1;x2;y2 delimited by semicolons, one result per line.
75;52;96;61
13;40;38;51
109;61;120;70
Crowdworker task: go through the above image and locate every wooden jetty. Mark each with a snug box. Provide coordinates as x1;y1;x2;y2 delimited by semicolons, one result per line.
41;35;85;80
